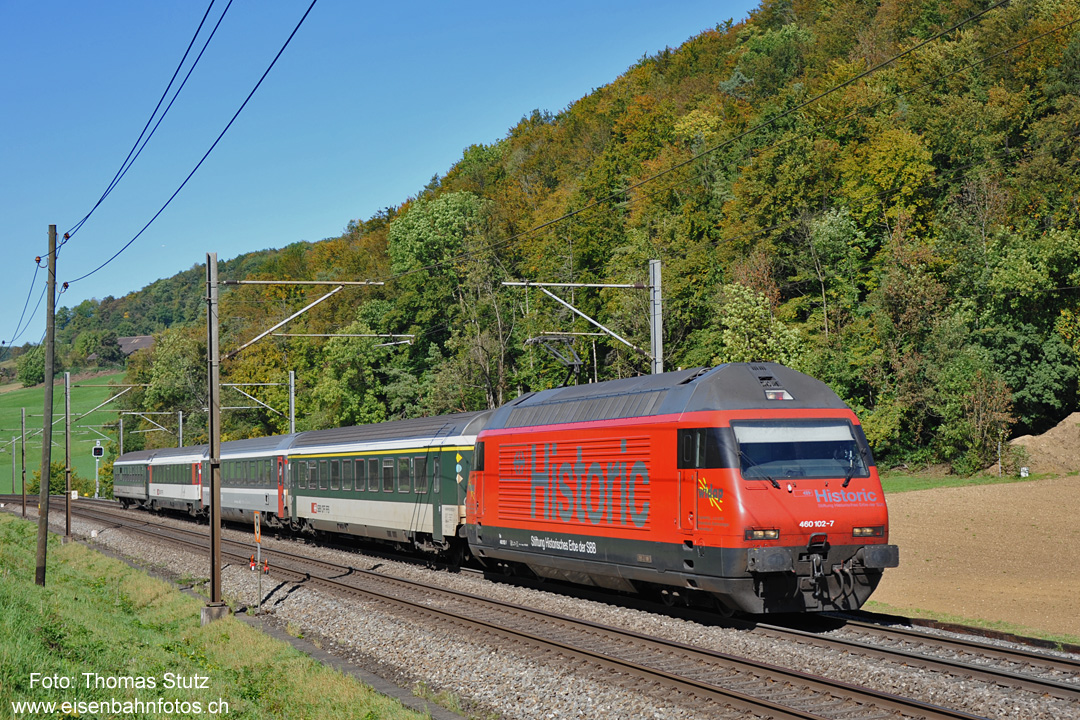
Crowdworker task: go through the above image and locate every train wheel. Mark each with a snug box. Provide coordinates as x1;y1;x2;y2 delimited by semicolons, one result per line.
442;541;465;567
711;596;737;618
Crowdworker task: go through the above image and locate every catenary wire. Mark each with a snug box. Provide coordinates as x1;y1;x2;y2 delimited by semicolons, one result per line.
64;0;319;286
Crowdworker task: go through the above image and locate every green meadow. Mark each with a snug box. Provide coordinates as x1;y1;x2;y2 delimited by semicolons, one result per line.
0;513;427;720
0;372;126;495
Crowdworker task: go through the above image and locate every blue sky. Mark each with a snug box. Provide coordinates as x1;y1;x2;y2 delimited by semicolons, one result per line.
1;1;757;350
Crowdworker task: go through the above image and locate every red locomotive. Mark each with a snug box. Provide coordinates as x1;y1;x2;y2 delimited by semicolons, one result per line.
465;363;899;614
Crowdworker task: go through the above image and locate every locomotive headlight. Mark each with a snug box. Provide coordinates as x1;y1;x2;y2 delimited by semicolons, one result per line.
744;528;780;540
852;526;885;537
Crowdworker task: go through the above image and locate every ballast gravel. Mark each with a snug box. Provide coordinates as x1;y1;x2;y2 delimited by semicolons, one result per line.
20;505;1080;720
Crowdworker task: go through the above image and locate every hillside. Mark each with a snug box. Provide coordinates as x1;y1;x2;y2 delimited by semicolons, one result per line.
40;0;1080;474
0;371;127;495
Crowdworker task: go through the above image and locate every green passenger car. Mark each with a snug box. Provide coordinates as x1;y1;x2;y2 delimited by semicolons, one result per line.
287;412;490;558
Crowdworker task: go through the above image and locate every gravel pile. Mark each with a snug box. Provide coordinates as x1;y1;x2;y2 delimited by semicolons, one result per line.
16;504;1079;720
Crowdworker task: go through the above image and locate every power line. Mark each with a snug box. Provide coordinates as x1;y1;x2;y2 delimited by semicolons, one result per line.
9;2;227;351
3;262;42;350
63;0;225;244
9;282;48;349
64;0;320;286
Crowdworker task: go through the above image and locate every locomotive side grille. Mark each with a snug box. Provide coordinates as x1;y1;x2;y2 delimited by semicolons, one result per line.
503;390;667;429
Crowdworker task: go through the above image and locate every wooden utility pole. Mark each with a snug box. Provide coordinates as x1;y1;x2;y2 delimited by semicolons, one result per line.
65;372;71;537
203;252;227;624
35;225;57;587
21;407;26;517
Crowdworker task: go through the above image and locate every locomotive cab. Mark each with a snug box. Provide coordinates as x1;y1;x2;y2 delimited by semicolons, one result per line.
679;414;899;613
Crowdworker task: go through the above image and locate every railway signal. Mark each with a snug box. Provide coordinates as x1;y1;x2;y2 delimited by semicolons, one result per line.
93;441;103;498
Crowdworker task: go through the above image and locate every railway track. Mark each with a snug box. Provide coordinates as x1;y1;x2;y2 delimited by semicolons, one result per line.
21;498;1078;720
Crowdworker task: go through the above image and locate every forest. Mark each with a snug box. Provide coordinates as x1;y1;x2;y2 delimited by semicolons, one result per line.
31;0;1080;475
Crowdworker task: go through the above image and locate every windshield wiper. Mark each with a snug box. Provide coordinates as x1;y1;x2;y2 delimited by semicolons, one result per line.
739;450;781;489
842;464;856;488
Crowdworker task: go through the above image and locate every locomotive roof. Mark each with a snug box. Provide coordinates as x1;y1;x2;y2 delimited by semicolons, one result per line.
290;410;491;449
485;363;850;431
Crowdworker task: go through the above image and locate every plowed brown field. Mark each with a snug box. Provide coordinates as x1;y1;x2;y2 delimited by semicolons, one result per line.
871;474;1080;639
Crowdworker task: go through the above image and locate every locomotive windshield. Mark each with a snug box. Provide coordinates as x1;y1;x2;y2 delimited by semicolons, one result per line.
731;419;870;481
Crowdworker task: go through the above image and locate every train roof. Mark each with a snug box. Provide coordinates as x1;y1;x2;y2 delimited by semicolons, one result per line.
147;445;208;464
113;449;158;465
484;363;850;431
114;412;492;466
290;410;491;450
221;434;295;457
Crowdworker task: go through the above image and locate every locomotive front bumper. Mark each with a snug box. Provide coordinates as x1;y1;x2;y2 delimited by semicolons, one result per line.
747;543;899;573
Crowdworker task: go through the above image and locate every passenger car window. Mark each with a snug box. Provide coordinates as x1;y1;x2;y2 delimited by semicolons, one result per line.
342;458;353;491
414;456;428;493
368;459;380;491
382;459;394;492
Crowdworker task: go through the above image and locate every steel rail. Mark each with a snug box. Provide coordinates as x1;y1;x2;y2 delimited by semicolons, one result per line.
54;502;1007;720
746;621;1080;701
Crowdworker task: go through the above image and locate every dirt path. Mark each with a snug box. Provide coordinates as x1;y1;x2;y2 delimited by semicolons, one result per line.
872;475;1080;639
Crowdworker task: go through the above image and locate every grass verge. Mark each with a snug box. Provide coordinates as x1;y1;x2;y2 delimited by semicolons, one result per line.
0;514;427;720
863;598;1080;649
879;471;1043;494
